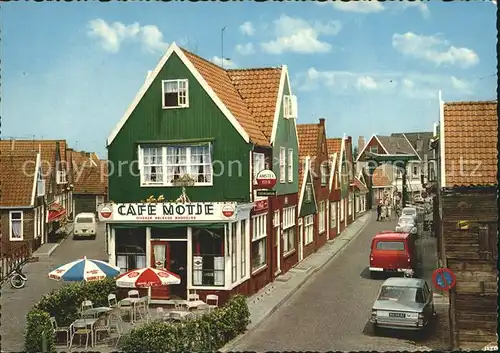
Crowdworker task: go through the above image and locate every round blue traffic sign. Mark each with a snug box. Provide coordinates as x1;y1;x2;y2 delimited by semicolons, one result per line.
432;268;456;291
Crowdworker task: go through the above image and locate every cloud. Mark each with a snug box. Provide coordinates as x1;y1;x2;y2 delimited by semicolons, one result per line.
87;19;168;53
392;32;479;68
211;56;237;68
401;2;430;18
235;43;255;55
330;1;384;13
240;21;255;36
294;68;475;99
356;76;378;90
261;15;341;55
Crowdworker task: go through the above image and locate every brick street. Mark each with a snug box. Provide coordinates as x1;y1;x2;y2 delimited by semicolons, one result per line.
0;223;107;352
228;216;443;352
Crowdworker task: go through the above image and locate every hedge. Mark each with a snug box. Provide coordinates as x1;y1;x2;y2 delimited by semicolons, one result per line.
120;294;250;352
25;277;117;352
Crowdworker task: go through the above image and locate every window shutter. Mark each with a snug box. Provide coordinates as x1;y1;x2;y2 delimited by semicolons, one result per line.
290;95;297;118
283;96;289;118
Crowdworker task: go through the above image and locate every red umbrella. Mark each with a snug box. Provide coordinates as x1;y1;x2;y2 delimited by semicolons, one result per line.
116;267;181;288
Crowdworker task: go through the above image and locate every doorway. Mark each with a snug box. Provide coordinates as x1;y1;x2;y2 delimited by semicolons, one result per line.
150;241;187;299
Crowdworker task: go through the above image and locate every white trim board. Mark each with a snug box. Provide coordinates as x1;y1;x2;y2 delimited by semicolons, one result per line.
355;134;390;162
298;156;318;214
401;134;422;161
328;152;338;191
107;42;250;146
30;152;41;207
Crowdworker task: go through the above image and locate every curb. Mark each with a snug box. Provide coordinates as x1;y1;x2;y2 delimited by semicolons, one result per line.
221;212;373;352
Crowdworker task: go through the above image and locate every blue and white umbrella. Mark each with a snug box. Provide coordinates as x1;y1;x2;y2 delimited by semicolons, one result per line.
48;256;120;282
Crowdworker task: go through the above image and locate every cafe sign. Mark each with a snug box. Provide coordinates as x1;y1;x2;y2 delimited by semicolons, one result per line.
98;202;237;222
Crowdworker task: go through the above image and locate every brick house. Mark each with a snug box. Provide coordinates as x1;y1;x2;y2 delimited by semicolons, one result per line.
436;99;497;349
67;149;108;216
0;140;71;245
296;119;330;259
0;150;46;253
352;172;368;216
326;138;341;239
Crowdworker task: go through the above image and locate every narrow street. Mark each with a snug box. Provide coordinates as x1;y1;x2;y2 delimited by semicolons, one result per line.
229;216;440;352
0;223;107;352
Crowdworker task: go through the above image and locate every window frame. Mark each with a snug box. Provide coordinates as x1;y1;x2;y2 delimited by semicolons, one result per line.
318;201;326;234
330;202;336;228
283;94;298;119
253;152;266;185
231;222;238;283
251;213;268;273
9;211;23;241
240;219;247;278
287;148;294;182
138;144;213;187
304;215;314;245
279;147;286;183
321;162;328;185
161;79;189;109
369;146;378;154
340;199;345;221
348;194;353;216
282;206;296;255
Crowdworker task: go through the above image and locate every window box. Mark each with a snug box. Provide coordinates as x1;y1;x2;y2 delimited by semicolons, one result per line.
138;144;213;187
162;79;189;109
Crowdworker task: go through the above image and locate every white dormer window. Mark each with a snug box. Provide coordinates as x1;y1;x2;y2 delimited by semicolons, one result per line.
37;168;45;197
283;95;298;119
162;79;189;109
56;170;67;184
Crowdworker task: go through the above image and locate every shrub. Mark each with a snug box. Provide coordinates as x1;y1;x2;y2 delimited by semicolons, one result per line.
121;294;250;352
25;277;117;351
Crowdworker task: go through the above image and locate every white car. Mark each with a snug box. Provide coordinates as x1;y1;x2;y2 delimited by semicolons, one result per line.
73;212;97;239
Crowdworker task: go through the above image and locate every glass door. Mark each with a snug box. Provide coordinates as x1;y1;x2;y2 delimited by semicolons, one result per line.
150;241;170;299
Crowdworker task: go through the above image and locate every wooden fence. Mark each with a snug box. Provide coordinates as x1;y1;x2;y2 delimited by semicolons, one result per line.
0;242;32;284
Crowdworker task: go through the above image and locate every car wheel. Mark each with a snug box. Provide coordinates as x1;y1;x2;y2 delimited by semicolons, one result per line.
372;323;380;335
369;271;377;279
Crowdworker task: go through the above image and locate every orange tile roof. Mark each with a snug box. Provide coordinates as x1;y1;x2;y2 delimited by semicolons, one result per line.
227;68;282;141
298;156;308;191
68;150;107;195
181;49;270;147
372;167;391;187
297;124;321;158
0;151;37;207
352;177;368;193
0;139;67;178
327;138;342;156
443;100;497;187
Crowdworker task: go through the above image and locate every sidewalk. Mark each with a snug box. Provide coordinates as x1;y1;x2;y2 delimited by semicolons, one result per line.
221;211;374;352
32;223;74;257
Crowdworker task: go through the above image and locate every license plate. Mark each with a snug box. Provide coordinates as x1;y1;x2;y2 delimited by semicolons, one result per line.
82;229;87;232
389;312;406;318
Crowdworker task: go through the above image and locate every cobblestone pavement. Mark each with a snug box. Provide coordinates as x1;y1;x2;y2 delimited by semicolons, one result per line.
0;222;107;352
229;216;447;352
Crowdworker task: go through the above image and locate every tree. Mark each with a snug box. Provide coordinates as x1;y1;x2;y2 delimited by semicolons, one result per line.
353;146;359;161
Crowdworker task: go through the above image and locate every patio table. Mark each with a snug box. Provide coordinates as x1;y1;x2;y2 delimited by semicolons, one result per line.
118;298;141;323
166;310;192;321
185;300;206;310
81;307;113;317
70;318;98;348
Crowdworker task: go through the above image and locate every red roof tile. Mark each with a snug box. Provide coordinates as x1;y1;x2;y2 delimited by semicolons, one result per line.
68;149;107;195
327;138;342;156
0;151;37;207
372;167;391;187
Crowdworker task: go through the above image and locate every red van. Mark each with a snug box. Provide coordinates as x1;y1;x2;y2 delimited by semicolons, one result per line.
369;231;416;278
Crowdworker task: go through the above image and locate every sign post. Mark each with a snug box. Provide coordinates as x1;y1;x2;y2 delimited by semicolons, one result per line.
432;268;456;291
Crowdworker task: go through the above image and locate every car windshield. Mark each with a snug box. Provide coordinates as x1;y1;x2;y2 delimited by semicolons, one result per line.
399;217;413;224
378;286;425;304
376;241;405;251
403;209;415;215
76;217;94;223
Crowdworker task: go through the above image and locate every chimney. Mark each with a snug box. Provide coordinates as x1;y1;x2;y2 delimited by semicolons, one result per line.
319;118;325;126
358;136;365;152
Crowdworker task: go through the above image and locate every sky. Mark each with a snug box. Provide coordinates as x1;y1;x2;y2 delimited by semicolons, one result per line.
2;1;497;158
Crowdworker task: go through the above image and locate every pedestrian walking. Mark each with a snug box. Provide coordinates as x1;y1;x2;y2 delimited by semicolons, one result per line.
376;203;382;221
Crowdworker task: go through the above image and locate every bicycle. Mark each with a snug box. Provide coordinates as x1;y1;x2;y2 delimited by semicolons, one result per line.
10;265;27;289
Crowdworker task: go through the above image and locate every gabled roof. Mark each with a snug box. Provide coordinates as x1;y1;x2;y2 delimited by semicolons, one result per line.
442;100;497;187
327;138;342;156
328;152;338;190
0;151;39;207
298;156;317;214
352;177;368;193
372;167;391;187
356;134;416;161
297;123;321;158
68;150;107;195
391;132;433;160
107;42;295;148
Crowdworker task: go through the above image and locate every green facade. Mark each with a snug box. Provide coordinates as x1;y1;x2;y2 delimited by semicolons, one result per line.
272;78;299;196
108;52;252;203
299;172;317;217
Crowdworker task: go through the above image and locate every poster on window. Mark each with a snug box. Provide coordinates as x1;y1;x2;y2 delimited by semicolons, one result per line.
117;256;127;273
193;256;203;286
214;257;225;286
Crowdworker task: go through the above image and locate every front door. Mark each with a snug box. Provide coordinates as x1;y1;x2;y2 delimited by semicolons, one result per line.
151;241;170;299
274;225;281;276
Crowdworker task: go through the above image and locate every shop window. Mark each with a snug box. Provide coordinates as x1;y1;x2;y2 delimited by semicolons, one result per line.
192;227;225;287
252;213;267;271
115;228;146;274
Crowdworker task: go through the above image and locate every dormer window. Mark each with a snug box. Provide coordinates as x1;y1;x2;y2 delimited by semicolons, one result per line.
56;170;67;184
162;79;189;109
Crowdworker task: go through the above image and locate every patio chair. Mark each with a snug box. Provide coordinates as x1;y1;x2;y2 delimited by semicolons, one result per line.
134;297;147;321
81;300;93;311
108;314;124;348
108;294;117;308
206;295;218;310
69;317;92;351
94;315;111;346
117;300;134;323
188;293;199;301
156;307;164;320
50;317;70;347
128;290;139;298
195;304;210;318
168;312;184;321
